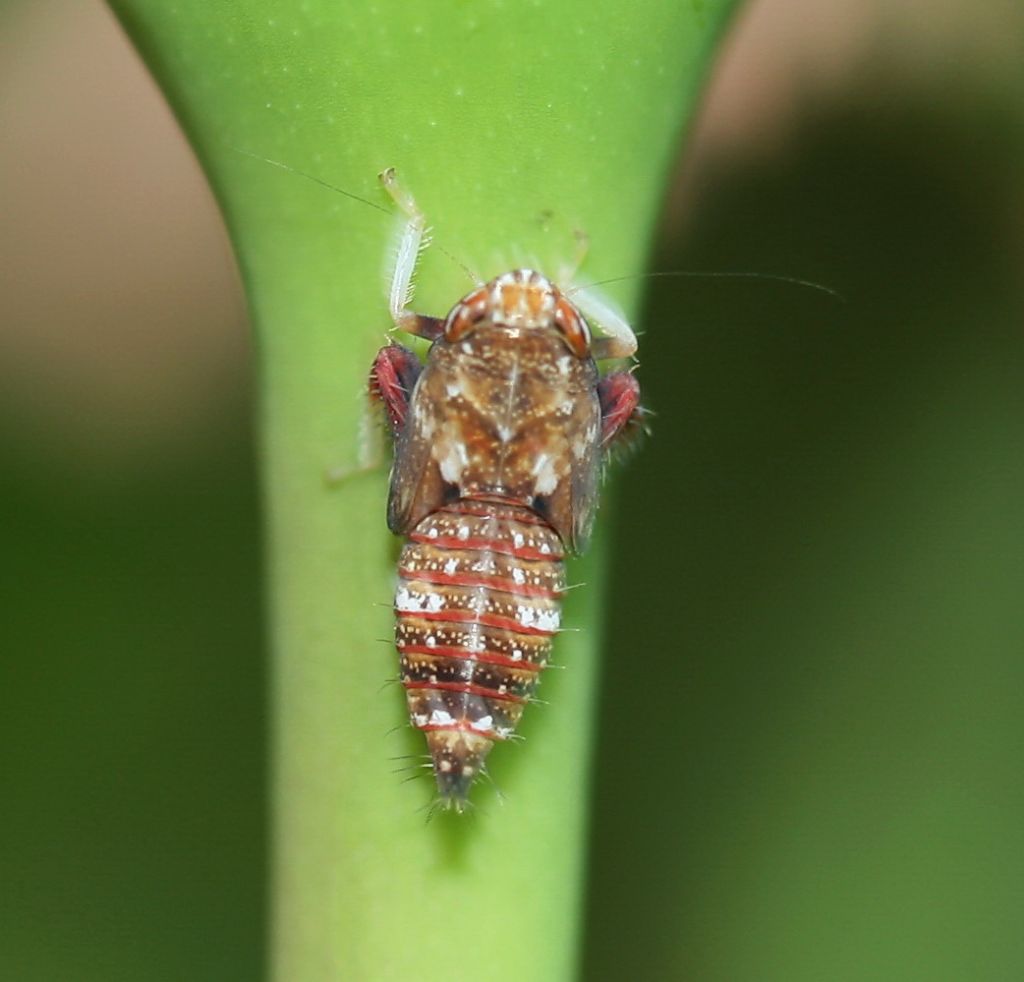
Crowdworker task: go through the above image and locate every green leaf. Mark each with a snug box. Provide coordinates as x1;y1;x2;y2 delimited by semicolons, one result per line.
106;1;739;978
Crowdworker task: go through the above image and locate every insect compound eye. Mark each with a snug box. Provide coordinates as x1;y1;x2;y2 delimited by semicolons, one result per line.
553;297;592;358
444;287;490;342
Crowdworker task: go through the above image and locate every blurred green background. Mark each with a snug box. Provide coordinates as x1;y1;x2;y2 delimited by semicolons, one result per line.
2;1;1022;980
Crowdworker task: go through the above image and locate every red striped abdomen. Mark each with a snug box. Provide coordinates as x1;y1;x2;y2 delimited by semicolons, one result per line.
395;498;565;805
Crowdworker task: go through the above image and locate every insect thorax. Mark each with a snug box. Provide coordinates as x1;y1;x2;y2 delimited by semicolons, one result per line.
390;324;601;547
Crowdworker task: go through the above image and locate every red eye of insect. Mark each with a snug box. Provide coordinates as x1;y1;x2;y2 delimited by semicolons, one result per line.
553;297;591;358
444;287;490;342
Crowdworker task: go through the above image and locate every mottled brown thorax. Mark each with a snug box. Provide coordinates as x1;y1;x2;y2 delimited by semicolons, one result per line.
393;324;600;547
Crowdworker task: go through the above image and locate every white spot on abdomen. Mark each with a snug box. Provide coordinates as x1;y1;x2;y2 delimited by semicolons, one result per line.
517;605;560;631
396;587;445;614
395;586;423;612
535;609;560;631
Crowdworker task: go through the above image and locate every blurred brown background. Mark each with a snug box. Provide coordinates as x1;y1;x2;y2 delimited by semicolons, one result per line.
2;2;1022;979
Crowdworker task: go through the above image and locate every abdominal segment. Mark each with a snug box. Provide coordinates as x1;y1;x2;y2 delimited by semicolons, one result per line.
394;499;565;806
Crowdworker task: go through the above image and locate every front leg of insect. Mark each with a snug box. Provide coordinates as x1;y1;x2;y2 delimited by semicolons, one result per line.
369;174;644;811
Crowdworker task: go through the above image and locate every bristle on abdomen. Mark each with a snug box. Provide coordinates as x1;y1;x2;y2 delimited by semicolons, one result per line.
394;499;565;807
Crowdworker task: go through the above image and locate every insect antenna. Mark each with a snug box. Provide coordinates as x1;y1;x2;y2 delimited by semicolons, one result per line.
229;145;391;214
229;146;478;285
571;269;846;304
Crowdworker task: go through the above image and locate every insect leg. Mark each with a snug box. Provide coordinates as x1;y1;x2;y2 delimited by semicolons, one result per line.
555;229;590;286
571;285;638;360
369;342;421;438
379;168;445;342
596;370;644;448
327;342;420;483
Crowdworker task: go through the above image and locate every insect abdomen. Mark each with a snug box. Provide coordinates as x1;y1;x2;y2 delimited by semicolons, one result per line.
395;498;565;806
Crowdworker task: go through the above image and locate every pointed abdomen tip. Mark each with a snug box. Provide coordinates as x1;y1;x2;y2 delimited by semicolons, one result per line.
425;729;494;808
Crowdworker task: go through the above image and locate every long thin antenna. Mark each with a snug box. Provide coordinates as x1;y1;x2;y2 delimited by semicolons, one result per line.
229;146;477;285
573;269;847;303
229;145;390;214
